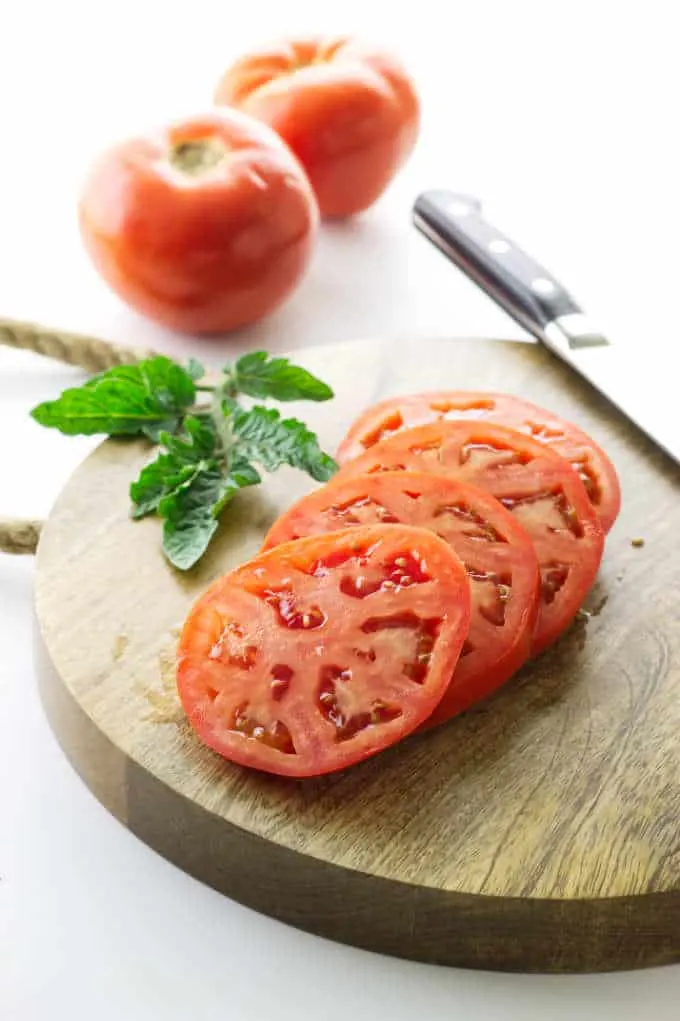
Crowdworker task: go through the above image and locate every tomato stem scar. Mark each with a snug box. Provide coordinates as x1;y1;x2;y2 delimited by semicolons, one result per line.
170;138;228;176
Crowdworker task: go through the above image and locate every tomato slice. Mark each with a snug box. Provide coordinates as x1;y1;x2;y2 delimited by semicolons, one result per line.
335;422;605;655
263;471;540;727
336;391;621;532
177;524;471;776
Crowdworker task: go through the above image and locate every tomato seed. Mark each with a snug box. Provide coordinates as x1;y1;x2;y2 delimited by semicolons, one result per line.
354;647;377;662
528;421;565;441
369;702;401;725
573;461;601;504
368;463;407;474
340;575;384;599
231;704;296;754
434;502;505;544
268;721;296;755
429;397;494;415
270;664;293;701
540;563;570;604
361;411;404;448
263;588;326;630
459;441;529;469
376;506;399;522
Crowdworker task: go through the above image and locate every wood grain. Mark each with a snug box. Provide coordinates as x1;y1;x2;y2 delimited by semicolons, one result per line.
33;336;680;972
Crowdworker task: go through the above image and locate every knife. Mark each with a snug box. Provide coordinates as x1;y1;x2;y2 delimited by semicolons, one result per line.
412;189;679;464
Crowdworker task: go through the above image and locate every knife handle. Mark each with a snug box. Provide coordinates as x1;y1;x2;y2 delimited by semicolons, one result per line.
412;189;582;340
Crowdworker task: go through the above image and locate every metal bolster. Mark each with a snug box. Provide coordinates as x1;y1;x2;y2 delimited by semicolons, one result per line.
544;314;611;352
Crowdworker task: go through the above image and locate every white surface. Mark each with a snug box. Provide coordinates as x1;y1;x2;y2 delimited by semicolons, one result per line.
2;2;680;1017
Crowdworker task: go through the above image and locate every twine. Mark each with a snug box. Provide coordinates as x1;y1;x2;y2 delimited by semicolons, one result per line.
0;318;152;556
0;317;152;372
0;518;42;555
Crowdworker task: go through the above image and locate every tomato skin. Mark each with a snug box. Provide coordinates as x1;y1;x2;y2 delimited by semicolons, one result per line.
335;422;605;656
215;37;420;218
262;471;540;727
78;109;318;335
336;390;621;532
177;525;471;777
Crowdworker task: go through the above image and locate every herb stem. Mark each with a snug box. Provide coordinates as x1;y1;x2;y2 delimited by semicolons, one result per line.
209;393;235;471
186;404;213;418
221;370;238;399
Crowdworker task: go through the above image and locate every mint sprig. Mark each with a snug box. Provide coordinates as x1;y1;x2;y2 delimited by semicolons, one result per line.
31;352;337;570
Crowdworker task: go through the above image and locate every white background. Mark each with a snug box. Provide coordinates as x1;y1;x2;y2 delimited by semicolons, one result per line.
2;1;680;1017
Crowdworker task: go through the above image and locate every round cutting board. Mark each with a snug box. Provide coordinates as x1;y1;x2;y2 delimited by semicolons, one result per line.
34;336;680;973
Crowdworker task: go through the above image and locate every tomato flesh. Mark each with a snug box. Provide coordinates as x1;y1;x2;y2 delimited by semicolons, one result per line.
177;525;471;776
336;390;621;532
263;471;540;727
335;422;605;656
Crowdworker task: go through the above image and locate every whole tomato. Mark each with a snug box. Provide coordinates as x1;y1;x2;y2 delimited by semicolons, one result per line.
214;37;420;218
78;109;318;335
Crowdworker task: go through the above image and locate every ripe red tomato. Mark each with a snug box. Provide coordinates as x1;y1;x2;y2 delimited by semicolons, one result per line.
214;36;420;218
262;471;540;728
336;391;621;532
177;525;471;777
78;109;318;335
335;422;605;656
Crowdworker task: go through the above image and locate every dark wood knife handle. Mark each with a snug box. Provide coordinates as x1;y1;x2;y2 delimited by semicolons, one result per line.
412;189;582;337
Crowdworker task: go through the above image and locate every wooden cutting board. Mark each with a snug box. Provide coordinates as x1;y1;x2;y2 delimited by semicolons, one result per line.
33;336;680;973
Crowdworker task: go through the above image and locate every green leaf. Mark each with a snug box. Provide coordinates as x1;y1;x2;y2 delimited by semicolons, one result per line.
162;468;224;570
232;405;338;482
161;415;218;463
161;459;262;570
228;456;262;488
130;456;198;519
212;457;261;516
185;358;205;382
31;356;196;440
129;416;262;569
129;416;218;520
229;351;333;402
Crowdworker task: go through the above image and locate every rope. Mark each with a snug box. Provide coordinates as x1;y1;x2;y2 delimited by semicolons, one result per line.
0;519;42;555
0;318;153;556
0;317;153;372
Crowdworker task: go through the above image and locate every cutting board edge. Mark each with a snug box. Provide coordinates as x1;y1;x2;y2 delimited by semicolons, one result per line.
34;623;680;974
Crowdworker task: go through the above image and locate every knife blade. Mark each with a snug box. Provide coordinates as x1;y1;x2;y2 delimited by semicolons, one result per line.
412;189;679;464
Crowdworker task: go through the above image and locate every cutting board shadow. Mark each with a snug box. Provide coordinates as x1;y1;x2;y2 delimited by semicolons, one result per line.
33;336;680;973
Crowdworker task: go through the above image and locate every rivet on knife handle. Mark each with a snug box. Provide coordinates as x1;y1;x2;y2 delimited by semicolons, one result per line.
412;189;609;351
